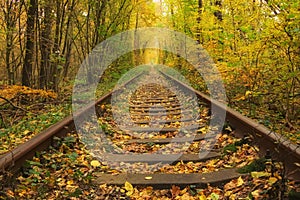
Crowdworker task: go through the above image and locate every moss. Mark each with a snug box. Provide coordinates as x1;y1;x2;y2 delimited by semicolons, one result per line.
222;144;238;154
238;158;266;173
222;137;250;154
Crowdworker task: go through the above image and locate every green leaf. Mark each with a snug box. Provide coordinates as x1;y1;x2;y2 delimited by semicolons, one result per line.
287;14;295;19
210;192;219;200
27;161;42;167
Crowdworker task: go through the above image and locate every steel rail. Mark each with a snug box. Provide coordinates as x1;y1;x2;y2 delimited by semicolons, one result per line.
0;72;144;174
159;70;300;181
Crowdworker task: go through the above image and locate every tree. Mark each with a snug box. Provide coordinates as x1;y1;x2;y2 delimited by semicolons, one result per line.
1;0;24;85
40;0;54;89
22;0;38;87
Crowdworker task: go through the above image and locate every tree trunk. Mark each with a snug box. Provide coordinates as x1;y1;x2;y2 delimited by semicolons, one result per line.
214;0;223;21
22;0;38;87
50;0;63;91
4;1;18;85
40;0;53;89
93;0;106;47
133;4;139;66
5;3;13;85
196;0;203;44
62;0;76;80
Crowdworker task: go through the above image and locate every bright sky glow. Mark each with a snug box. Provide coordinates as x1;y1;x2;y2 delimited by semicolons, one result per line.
152;0;168;17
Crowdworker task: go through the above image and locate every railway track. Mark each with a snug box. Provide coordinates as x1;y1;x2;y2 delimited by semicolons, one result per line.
0;68;299;199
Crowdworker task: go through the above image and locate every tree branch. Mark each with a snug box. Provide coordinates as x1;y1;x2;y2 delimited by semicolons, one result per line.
0;96;29;113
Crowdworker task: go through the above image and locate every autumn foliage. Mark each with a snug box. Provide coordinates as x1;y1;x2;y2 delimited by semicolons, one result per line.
0;85;57;104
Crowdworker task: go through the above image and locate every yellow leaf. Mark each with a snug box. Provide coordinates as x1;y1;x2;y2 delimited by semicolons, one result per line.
199;194;207;200
124;181;134;196
225;126;232;132
251;189;261;197
229;194;237;199
199;127;206;133
66;185;77;192
245;91;252;97
234;96;246;101
18;189;27;197
90;160;101;167
251;171;271;178
268;177;278;185
180;188;188;195
224;191;232;197
237;176;244;187
57;178;66;187
67;180;74;185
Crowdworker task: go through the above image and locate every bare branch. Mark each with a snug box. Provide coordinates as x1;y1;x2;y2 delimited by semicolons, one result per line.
0;95;29;113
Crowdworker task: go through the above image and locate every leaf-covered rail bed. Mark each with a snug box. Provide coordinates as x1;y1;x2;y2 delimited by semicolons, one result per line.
0;70;299;199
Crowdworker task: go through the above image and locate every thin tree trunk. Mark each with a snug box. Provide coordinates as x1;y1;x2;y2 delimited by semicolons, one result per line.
22;0;37;87
4;0;17;85
62;0;76;79
17;1;25;83
196;0;203;44
50;0;62;91
40;0;53;89
133;3;139;66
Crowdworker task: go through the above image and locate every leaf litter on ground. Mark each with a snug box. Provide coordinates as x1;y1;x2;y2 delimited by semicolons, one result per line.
1;74;298;199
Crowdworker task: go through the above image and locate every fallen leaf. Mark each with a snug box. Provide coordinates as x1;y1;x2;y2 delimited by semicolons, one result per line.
268;177;278;185
294;162;300;167
199;127;207;133
6;190;14;197
210;192;219;200
237;176;244;187
67;180;74;185
199;194;207;200
245;90;252;97
251;189;261;197
251;171;271;178
124;181;134;196
171;185;181;197
90;160;101;167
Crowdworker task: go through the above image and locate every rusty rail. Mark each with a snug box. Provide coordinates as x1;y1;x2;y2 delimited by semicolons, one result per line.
160;70;300;181
0;72;143;173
